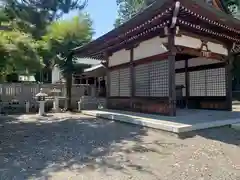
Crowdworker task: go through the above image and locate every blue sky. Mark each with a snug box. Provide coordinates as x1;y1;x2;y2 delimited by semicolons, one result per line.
63;0;118;39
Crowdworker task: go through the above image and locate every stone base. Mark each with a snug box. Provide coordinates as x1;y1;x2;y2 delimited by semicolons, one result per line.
82;109;240;133
231;123;240;130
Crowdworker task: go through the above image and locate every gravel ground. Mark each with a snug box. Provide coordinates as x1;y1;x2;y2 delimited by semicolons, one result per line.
0;113;239;180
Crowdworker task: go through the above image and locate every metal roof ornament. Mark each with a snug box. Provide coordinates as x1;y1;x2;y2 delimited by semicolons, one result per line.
170;1;181;29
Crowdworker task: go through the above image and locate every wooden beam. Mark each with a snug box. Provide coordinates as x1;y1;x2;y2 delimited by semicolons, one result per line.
225;50;233;111
176;46;225;61
168;28;176;116
185;58;189;108
130;48;135;108
105;52;110;108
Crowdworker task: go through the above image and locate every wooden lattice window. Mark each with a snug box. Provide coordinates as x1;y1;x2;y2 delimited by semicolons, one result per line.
135;64;149;96
206;68;226;96
175;72;186;96
190;70;206;96
119;68;131;97
149;60;169;97
189;68;226;97
110;70;119;96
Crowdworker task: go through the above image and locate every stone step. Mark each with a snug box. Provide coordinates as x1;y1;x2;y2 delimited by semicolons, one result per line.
231;123;240;130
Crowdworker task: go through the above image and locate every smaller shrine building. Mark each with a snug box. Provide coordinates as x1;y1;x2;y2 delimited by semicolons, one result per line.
72;0;240;116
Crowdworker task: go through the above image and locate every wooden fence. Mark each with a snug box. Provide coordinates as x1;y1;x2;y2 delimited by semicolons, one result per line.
0;83;91;105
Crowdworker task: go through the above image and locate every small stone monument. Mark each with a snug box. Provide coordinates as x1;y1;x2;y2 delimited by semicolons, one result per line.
51;88;61;112
35;88;48;116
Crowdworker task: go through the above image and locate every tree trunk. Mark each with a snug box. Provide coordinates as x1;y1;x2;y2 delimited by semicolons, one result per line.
65;73;73;111
65;53;73;111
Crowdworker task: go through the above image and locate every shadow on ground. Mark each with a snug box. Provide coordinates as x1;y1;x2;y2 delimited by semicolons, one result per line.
178;126;240;146
0;115;147;179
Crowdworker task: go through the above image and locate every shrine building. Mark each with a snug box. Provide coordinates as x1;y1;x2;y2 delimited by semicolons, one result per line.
72;0;240;116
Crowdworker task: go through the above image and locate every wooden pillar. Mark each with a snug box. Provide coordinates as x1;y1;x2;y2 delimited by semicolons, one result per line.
130;48;135;108
98;77;101;96
105;52;110;108
94;77;97;97
225;52;233;111
168;28;176;116
185;58;189;108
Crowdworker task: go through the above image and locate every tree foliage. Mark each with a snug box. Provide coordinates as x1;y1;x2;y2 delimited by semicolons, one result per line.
40;15;94;109
0;0;94;109
1;0;88;38
224;0;240;19
115;0;240;27
115;0;146;27
0;24;43;80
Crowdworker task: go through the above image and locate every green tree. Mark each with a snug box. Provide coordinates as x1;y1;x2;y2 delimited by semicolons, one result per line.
224;0;240;19
2;0;87;39
1;0;88;83
115;0;240;27
115;0;146;27
41;15;94;110
0;29;43;81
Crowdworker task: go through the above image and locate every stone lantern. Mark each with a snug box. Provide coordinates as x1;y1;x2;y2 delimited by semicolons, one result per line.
51;88;61;112
35;88;48;116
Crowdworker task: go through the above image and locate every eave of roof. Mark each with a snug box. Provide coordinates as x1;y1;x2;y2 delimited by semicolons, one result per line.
184;0;240;30
72;0;240;58
72;0;171;54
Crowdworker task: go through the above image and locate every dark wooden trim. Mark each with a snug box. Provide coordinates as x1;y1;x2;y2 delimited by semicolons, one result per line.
188;96;226;100
177;22;233;46
176;46;226;60
105;52;110;108
133;96;168;101
185;58;189;108
125;43;140;50
109;96;131;99
109;62;130;70
130;48;135;108
175;62;226;73
133;53;169;66
109;96;226;100
109;52;168;70
179;1;240;34
226;50;233;111
168;28;176;116
109;54;226;73
118;69;120;96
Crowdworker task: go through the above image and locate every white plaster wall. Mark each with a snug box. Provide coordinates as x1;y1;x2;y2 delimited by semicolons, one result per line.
175;57;220;69
109;49;130;67
207;41;228;56
174;35;228;56
134;37;168;61
175;35;201;49
52;65;61;84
